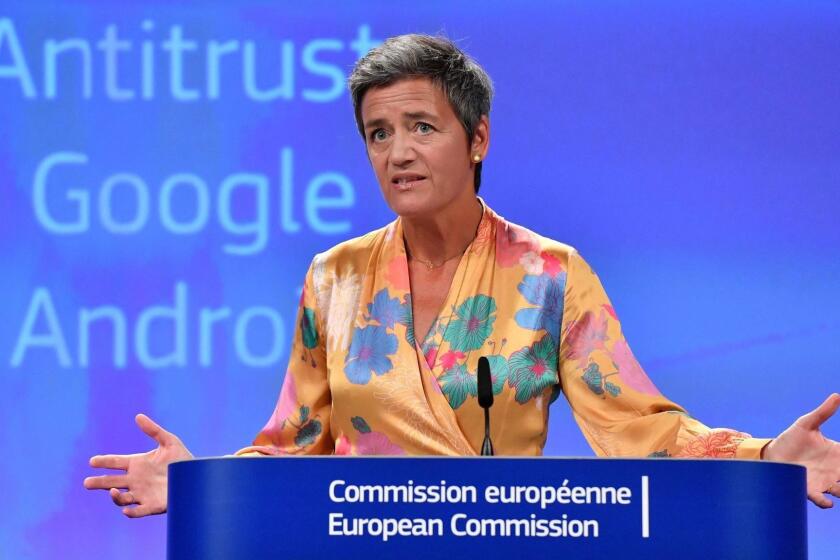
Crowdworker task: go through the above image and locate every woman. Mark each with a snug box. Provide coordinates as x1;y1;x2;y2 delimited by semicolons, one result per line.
85;34;840;517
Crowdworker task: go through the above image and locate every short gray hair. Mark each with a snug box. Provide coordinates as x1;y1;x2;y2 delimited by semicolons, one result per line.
348;34;494;192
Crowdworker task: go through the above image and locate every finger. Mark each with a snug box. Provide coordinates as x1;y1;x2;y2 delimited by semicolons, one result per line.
83;474;128;490
808;490;834;509
122;504;158;518
827;482;840;500
797;393;840;431
89;454;130;470
110;488;136;506
136;413;173;446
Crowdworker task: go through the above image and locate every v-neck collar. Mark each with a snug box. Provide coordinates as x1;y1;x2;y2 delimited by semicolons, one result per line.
391;198;495;374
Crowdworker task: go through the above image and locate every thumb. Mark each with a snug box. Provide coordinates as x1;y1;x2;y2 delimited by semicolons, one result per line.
796;393;840;431
136;413;174;446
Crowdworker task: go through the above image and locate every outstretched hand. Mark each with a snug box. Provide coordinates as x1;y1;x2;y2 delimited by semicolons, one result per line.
763;393;840;508
84;414;193;518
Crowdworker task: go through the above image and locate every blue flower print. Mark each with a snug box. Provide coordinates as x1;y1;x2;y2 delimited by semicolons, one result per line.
367;288;403;329
344;325;398;384
514;272;566;344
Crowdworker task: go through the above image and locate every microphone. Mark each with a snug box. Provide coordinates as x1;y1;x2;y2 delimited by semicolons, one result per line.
477;356;494;456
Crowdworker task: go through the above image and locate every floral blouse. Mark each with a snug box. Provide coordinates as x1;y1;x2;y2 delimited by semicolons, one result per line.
236;201;771;458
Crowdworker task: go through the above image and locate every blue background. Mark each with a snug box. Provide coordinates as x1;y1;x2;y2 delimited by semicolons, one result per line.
1;1;837;557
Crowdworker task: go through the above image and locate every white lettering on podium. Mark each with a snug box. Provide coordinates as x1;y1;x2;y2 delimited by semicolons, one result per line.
641;475;650;538
325;477;646;541
328;513;444;542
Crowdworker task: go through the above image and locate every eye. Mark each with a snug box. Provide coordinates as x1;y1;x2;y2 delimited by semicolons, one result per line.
370;129;389;143
416;122;434;134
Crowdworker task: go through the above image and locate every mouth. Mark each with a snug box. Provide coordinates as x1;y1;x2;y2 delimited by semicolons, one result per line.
391;174;427;190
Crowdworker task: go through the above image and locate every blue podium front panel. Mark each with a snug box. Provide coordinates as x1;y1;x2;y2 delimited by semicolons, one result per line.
168;457;806;559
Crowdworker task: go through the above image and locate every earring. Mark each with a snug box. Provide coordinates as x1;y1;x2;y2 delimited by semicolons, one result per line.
472;154;481;163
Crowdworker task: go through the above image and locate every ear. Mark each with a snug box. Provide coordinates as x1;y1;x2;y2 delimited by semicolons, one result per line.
470;115;490;161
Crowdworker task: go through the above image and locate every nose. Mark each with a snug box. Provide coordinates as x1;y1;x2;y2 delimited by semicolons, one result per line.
389;131;416;167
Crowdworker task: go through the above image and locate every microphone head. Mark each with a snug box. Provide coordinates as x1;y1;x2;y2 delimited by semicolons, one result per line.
477;356;494;409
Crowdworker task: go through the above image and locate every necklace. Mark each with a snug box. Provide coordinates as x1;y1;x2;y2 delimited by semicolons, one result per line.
407;247;468;271
405;199;486;271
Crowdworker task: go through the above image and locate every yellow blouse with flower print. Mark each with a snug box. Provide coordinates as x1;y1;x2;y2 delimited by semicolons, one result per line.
235;203;770;459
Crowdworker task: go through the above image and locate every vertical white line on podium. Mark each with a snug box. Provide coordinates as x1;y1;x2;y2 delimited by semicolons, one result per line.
641;475;650;538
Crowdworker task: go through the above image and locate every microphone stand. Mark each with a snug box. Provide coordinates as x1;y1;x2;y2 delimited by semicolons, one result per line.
481;407;493;456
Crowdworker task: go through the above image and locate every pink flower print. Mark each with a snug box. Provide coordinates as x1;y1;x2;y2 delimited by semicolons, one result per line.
519;251;545;275
251;375;299;449
603;304;618;321
677;430;750;458
440;350;466;370
563;310;609;366
356;431;405;455
335;434;352;455
424;344;439;369
350;416;405;455
385;254;410;291
611;339;660;396
262;374;298;435
496;222;539;267
541;251;563;278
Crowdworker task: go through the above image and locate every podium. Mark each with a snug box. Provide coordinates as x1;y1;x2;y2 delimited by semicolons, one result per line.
168;457;806;559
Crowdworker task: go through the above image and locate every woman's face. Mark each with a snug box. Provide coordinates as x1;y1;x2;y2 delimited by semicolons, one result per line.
360;77;488;219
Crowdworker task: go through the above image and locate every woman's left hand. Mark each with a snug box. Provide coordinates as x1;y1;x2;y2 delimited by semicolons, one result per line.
763;393;840;508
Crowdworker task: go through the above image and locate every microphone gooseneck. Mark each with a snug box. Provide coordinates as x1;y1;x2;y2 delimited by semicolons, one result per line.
477;356;494;456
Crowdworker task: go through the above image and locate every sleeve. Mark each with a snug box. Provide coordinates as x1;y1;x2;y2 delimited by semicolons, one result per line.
557;250;772;459
234;260;332;456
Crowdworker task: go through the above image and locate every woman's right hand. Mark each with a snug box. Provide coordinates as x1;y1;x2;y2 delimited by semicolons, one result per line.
83;413;193;518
